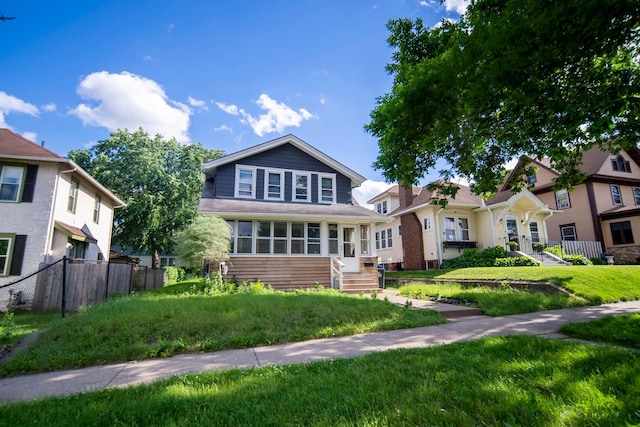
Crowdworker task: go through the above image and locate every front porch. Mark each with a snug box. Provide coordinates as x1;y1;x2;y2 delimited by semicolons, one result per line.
225;256;380;293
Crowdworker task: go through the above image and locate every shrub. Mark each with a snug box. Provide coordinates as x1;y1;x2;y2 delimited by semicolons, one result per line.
163;266;186;283
494;257;541;267
441;246;508;269
590;257;606;265
563;255;592;265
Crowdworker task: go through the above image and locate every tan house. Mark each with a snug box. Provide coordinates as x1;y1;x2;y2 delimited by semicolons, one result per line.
370;182;555;270
503;146;640;263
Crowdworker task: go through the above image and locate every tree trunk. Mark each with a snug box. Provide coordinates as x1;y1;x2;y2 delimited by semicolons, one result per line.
152;248;160;269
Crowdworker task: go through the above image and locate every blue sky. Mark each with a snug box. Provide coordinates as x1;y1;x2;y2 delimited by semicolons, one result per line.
0;0;468;205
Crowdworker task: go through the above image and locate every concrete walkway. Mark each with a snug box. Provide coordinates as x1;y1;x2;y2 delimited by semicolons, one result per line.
1;293;639;405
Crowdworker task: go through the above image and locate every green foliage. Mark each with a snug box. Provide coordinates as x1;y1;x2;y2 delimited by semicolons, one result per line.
162;266;185;283
590;257;606;265
544;245;565;257
440;246;508;269
174;214;231;266
560;313;640;349
68;129;224;266
0;312;17;341
545;245;591;265
494;257;541;267
366;1;640;198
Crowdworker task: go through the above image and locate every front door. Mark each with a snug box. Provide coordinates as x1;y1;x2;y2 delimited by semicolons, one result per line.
340;226;359;272
505;215;519;244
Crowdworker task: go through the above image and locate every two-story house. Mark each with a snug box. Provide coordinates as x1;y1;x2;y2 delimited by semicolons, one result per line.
0;128;124;287
197;134;387;292
370;182;555;270
502;146;640;263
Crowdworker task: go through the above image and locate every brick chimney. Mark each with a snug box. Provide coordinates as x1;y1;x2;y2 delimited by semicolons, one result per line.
398;185;414;209
398;184;425;271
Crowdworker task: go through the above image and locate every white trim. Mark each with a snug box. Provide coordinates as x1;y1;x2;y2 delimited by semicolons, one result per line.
292;172;311;202
235;165;257;199
318;173;336;204
264;169;285;201
0;165;25;202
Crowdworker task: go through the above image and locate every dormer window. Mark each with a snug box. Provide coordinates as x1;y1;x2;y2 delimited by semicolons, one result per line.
376;201;388;214
235;166;256;199
611;155;631;173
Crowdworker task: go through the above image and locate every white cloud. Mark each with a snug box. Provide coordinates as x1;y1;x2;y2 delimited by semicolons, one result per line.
214;124;232;132
443;0;470;15
0;91;39;128
70;71;192;142
22;132;37;142
188;96;209;112
41;103;57;112
352;180;394;209
319;96;326;105
218;94;313;137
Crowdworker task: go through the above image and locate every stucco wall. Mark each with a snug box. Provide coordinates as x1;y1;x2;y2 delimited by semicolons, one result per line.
540;185;597;241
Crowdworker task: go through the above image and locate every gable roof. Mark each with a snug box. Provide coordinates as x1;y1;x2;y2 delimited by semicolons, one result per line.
202;134;367;187
393;181;484;215
0;128;124;207
366;184;421;204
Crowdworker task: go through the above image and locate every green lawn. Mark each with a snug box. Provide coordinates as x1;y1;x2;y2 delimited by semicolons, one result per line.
387;265;640;304
395;281;589;316
0;285;444;376
1;335;639;426
560;313;640;349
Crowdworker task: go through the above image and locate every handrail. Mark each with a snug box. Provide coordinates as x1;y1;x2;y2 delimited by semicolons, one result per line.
330;256;344;292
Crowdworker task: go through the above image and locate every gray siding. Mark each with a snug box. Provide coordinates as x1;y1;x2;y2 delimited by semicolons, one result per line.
203;142;353;204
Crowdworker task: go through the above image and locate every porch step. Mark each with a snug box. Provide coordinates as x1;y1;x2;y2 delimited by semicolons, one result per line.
341;273;381;294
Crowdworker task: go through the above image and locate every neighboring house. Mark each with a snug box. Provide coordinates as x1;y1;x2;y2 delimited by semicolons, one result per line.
370;182;555;270
198;134;387;292
0;128;124;287
503;146;640;263
110;241;188;269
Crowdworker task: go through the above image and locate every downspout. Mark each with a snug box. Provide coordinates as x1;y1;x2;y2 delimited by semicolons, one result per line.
435;208;442;267
487;206;497;247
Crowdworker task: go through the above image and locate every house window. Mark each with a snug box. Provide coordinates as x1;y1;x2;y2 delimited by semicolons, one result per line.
634;187;640;206
236;167;256;198
274;222;288;254
227;221;235;253
610;221;634;245
0;165;24;202
160;257;176;267
67;179;79;213
0;235;13;276
265;171;284;200
610;184;623;205
458;218;469;240
376;201;388;214
611;155;631;173
360;225;370;255
93;195;101;223
293;173;310;202
424;216;432;231
307;223;321;254
560;224;577;241
385;228;393;248
328;223;339;254
398;225;402;236
529;222;540;243
291;222;305;254
256;221;272;254
555;189;571;209
68;239;87;259
527;174;537;185
444;217;456;240
380;230;387;249
319;175;336;203
237;221;253;253
375;231;380;250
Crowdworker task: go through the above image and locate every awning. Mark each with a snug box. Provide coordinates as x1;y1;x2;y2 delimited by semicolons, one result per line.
54;221;98;244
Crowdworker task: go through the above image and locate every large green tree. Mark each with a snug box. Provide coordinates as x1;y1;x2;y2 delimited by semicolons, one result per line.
367;0;640;199
69;129;224;268
175;214;231;272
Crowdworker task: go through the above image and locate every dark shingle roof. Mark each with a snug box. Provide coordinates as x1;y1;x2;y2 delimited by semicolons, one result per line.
0;128;63;159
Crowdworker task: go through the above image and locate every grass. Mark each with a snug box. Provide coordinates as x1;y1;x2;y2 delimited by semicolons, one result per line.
0;310;60;347
396;281;589;316
0;284;445;376
1;335;639;426
387;265;640;304
560;313;640;349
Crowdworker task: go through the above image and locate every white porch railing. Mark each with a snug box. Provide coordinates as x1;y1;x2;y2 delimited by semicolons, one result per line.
330;256;344;292
519;237;603;259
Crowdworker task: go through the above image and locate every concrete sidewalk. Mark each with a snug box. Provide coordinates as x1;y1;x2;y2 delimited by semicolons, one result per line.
1;296;639;404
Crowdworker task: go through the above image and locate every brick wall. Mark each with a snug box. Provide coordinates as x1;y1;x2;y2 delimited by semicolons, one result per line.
400;213;425;270
606;245;640;264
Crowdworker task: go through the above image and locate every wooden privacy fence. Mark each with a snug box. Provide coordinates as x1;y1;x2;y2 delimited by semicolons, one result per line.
32;258;167;313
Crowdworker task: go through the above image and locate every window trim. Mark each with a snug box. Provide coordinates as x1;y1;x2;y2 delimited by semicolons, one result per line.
93;194;101;224
444;215;470;241
67;178;79;213
292;172;311;202
611;155;631;173
318;173;336;204
0;233;15;277
633;186;640;206
610;184;623;206
264;169;285;201
555;188;571;209
610;220;634;245
235;165;257;199
560;224;577;241
0;164;25;203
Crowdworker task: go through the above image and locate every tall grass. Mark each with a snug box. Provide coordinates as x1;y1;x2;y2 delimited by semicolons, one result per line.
0;287;445;376
560;313;640;349
1;336;639;426
397;281;589;316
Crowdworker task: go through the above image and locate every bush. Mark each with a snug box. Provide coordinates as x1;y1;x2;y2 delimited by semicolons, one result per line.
544;245;591;265
494;257;541;267
441;246;508;269
163;266;186;283
590;257;606;265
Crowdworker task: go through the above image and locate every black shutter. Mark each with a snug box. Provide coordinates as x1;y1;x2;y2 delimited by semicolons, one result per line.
9;235;27;276
21;165;38;203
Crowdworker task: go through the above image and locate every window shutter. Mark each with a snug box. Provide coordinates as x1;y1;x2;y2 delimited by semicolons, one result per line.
9;235;27;276
21;165;38;203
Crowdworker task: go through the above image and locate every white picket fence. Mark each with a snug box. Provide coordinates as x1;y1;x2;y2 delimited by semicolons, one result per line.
558;240;603;259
